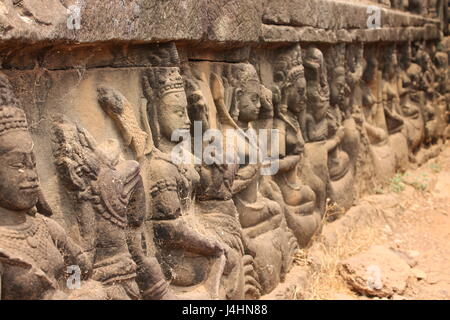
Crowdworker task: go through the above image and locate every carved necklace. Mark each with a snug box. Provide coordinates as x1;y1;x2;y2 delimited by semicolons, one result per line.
0;217;49;266
282;173;301;191
0;218;37;241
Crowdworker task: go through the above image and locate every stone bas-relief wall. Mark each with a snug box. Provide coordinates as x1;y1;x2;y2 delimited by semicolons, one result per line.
0;0;449;300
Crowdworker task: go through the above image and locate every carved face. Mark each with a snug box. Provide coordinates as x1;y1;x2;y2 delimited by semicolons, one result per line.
304;47;325;83
286;76;306;114
0;131;39;211
237;80;261;122
308;89;328;122
159;91;191;141
330;75;346;107
187;90;209;129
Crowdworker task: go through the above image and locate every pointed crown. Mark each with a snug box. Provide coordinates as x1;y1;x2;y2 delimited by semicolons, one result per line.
0;73;28;137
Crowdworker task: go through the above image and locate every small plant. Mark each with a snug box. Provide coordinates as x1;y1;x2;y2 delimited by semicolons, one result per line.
402;173;429;192
429;162;442;174
389;173;406;193
410;181;427;192
374;186;385;195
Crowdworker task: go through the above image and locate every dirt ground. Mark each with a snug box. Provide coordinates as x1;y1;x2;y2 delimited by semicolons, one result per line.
387;146;450;300
263;143;450;300
324;143;450;300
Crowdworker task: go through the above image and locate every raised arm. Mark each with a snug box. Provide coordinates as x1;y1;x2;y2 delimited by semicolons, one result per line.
97;86;151;160
325;126;345;152
277;155;301;173
125;182;174;299
231;163;259;195
363;121;388;144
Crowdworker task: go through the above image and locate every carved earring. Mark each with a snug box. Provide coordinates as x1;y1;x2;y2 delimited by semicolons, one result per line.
231;88;241;122
147;96;161;148
271;85;281;107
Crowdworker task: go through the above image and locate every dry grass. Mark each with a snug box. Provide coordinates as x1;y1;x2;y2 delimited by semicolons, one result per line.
324;199;346;222
293;222;384;300
287;145;450;300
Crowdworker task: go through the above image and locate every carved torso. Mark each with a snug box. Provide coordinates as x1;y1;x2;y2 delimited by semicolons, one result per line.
306;115;328;142
0;215;66;300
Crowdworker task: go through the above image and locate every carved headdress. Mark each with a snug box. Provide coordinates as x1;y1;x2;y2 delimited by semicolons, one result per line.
220;63;260;123
0;73;53;217
272;44;306;132
143;43;183;98
273;44;304;88
142;43;184;148
326;44;346;86
146;67;184;98
363;45;379;83
398;42;413;70
381;44;398;76
304;46;330;103
0;73;28;137
201;63;261;153
303;46;326;77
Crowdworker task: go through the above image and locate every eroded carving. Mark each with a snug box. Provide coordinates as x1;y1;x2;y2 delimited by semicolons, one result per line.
213;62;297;295
270;44;323;247
0;3;448;299
360;46;398;182
0;74;91;300
52;114;172;300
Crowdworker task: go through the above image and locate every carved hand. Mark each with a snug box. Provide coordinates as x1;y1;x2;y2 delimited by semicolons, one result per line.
336;126;346;141
97;86;125;115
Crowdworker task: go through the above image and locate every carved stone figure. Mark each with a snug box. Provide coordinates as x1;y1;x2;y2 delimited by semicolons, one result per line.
183;65;258;300
99;64;229;299
303;45;359;211
380;45;410;170
434;50;450;140
428;44;449;144
345;43;365;114
142;66;234;299
409;42;439;147
360;46;397;182
0;74;92;300
303;46;338;210
397;42;426;152
52;114;174;300
304;46;331;144
215;62;296;294
270;44;323;247
0;0;448;302
434;51;449;99
326;44;361;210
